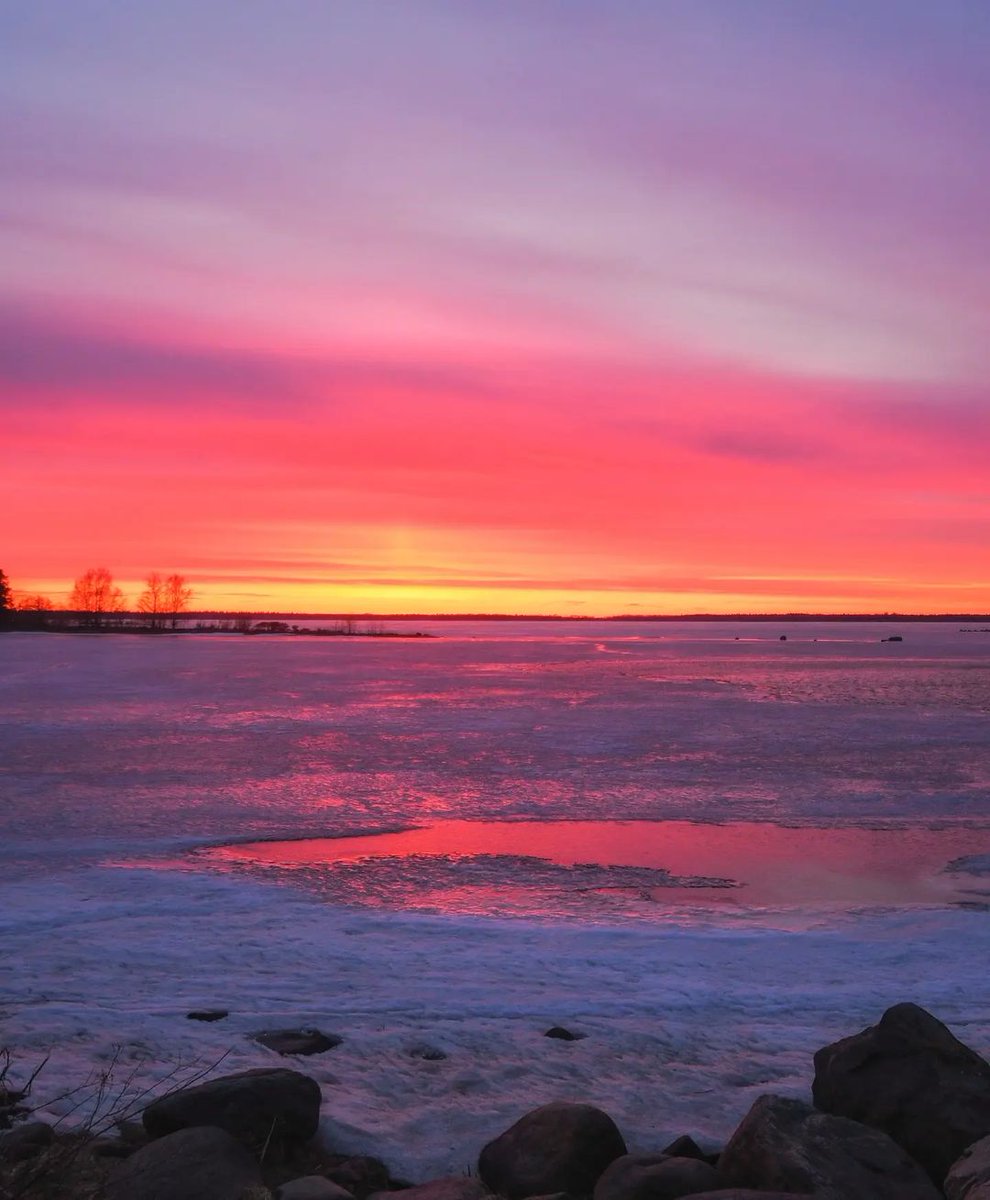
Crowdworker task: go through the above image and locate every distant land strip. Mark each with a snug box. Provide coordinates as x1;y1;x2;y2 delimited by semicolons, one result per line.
161;611;990;623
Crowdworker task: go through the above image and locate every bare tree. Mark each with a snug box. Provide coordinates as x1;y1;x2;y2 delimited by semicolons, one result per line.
0;569;11;630
68;567;126;628
163;573;193;629
137;572;167;630
16;594;54;611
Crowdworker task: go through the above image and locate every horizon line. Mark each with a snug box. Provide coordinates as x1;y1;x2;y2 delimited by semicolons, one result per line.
70;609;990;622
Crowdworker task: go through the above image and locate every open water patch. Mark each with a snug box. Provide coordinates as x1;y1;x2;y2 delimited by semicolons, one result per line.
192;819;990;922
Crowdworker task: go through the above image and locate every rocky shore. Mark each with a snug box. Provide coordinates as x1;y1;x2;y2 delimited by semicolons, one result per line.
3;1003;990;1200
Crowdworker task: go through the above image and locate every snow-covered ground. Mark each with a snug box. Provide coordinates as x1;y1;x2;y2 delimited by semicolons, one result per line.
1;623;989;1178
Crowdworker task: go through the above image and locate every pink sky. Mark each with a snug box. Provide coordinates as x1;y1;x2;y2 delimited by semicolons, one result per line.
3;1;988;613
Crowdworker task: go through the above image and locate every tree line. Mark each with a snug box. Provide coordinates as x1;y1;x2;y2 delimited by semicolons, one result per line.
0;567;193;630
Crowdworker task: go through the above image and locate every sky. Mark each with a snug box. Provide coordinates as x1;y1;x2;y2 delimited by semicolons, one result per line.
2;0;989;615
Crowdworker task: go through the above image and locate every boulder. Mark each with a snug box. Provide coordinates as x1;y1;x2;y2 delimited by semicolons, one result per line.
717;1094;939;1200
254;1029;343;1056
660;1135;712;1163
812;1002;990;1182
278;1178;354;1200
545;1027;586;1042
946;1133;990;1200
106;1125;264;1200
594;1152;718;1200
369;1179;489;1200
672;1193;811;1199
143;1068;321;1158
0;1120;53;1162
325;1154;391;1197
479;1101;627;1199
92;1136;142;1158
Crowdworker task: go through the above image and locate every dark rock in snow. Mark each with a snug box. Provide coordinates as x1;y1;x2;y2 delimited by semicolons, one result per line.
407;1042;448;1061
0;1120;53;1162
812;1001;990;1183
143;1067;321;1158
369;1177;490;1200
255;1028;343;1056
717;1093;940;1200
91;1136;142;1158
106;1125;263;1200
479;1101;626;1199
594;1151;718;1200
279;1177;355;1200
675;1192;811;1199
946;1133;990;1200
545;1027;586;1041
660;1134;713;1163
186;1009;229;1022
325;1154;391;1197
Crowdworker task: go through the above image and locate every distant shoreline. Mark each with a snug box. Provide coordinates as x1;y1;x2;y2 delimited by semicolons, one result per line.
85;610;990;622
6;611;990;632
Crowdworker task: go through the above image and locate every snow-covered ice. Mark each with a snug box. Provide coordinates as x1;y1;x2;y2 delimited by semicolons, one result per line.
1;621;989;1179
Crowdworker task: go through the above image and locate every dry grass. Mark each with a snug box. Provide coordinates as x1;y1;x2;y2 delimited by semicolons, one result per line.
1;1133;115;1200
0;1047;231;1200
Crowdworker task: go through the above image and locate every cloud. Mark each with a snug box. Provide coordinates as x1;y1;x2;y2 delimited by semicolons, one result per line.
0;305;498;412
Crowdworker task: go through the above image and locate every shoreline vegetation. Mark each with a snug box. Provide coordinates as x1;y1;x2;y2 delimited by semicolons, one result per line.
4;610;990;638
1;614;434;637
2;612;989;637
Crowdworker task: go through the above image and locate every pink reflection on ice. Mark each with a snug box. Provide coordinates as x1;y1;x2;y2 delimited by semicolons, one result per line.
204;819;990;914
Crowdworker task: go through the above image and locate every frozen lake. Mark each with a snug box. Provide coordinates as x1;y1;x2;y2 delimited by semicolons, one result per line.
1;620;989;1177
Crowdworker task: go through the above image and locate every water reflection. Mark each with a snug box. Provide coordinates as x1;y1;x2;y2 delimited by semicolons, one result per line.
201;819;990;920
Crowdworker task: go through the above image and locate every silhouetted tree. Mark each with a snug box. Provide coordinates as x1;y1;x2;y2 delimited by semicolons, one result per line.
68;567;126;628
137;572;167;630
163;573;193;629
17;594;55;611
0;569;11;628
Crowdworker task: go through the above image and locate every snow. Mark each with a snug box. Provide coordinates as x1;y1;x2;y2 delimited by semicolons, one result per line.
1;622;989;1180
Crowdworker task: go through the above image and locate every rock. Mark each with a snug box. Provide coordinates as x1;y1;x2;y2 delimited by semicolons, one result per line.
671;1193;810;1199
369;1179;489;1200
143;1068;321;1158
254;1029;343;1056
0;1120;54;1162
326;1154;391;1197
660;1134;712;1163
479;1101;627;1199
946;1133;990;1200
278;1178;355;1200
91;1136;141;1158
545;1027;586;1041
106;1125;264;1200
407;1042;448;1061
812;1001;990;1182
717;1094;940;1200
594;1152;718;1200
187;1009;229;1022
